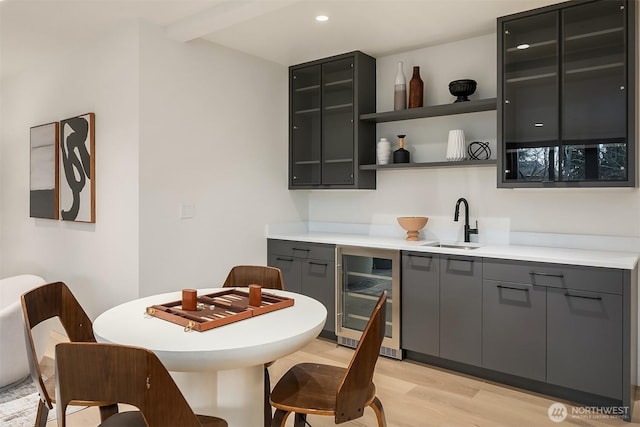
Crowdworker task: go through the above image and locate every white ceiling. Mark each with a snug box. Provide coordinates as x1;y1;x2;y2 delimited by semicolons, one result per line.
0;0;562;80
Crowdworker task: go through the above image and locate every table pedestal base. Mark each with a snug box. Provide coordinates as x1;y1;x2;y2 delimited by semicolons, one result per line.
171;365;264;427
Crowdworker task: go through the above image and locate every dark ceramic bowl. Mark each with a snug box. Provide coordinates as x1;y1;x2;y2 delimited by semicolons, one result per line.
449;79;477;102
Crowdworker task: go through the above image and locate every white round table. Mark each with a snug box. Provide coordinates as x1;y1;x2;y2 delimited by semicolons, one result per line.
93;288;326;427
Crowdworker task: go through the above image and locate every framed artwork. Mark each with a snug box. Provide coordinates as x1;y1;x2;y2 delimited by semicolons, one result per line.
30;122;59;219
60;112;95;223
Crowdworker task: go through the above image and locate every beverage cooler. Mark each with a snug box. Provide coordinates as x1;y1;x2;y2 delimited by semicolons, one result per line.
336;245;401;359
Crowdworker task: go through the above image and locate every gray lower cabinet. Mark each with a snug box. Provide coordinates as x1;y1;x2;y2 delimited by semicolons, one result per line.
267;239;336;335
483;257;633;410
439;255;482;366
482;280;546;381
401;252;439;356
547;287;623;399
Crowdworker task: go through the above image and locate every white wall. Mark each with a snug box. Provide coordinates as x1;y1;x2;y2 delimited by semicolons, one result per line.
0;20;307;312
0;22;141;318
137;23;306;296
308;33;640;239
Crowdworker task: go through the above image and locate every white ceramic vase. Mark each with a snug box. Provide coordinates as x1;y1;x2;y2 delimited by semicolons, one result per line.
446;130;466;161
377;138;391;165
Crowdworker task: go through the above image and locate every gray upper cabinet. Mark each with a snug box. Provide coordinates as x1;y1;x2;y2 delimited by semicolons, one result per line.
498;0;636;187
439;255;482;366
289;51;376;189
401;252;439;356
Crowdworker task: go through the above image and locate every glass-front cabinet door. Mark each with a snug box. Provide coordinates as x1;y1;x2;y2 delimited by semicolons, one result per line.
502;12;559;183
562;1;627;182
290;65;321;186
289;51;376;189
336;246;401;359
322;58;354;185
499;0;635;187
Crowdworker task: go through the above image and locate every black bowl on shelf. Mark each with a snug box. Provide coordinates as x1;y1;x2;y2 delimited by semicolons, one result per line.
449;79;477;103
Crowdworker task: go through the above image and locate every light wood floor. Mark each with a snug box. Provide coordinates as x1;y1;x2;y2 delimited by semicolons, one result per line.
47;337;640;427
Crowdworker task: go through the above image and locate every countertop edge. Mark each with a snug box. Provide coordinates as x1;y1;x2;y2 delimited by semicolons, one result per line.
267;233;640;270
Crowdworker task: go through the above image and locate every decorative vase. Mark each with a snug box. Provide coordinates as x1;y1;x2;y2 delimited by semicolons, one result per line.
393;134;410;163
394;62;406;110
377;138;391;165
409;66;424;108
446;130;466;161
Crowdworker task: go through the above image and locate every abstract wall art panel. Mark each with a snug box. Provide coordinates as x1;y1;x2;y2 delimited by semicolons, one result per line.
30;122;59;219
60;112;95;223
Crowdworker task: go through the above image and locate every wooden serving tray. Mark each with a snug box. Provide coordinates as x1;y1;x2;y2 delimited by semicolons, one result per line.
145;288;294;332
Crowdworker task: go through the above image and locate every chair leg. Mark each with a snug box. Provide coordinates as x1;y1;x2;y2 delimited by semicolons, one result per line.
370;396;387;427
99;403;119;421
293;412;307;427
264;366;272;427
293;413;307;427
35;400;49;427
272;409;290;427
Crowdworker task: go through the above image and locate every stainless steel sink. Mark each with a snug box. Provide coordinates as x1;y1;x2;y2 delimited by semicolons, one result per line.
422;243;481;250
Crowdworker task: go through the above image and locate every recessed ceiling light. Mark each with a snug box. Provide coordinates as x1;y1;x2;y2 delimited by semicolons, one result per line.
517;43;530;50
534;123;544;127
316;15;329;22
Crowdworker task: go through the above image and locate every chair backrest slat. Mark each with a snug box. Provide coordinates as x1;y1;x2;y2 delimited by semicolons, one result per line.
55;342;202;427
222;265;284;290
335;291;386;424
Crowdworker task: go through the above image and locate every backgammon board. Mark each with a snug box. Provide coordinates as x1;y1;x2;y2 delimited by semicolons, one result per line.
145;288;294;332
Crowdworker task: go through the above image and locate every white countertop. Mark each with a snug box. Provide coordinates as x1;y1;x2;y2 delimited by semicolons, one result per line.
267;230;639;270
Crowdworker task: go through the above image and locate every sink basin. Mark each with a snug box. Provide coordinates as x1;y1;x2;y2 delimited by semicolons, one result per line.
422;243;481;250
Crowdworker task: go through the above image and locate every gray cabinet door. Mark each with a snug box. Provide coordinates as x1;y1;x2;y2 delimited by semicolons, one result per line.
402;252;439;356
267;254;302;294
482;280;546;381
547;287;623;399
440;256;482;366
301;259;336;334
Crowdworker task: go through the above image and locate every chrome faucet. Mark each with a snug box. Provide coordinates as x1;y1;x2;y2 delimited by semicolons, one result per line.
454;197;478;243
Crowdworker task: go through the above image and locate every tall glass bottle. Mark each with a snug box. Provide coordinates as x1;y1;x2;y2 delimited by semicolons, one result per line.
409;66;424;108
394;61;406;110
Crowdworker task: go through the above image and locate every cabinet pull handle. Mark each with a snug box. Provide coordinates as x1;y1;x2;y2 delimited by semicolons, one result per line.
276;257;294;262
564;292;602;301
292;247;310;252
407;253;433;259
530;271;564;278
309;261;328;266
497;284;529;292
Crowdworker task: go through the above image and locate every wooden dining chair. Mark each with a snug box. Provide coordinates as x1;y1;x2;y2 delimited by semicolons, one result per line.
223;264;285;427
20;281;118;427
270;291;387;427
222;265;285;290
55;342;228;427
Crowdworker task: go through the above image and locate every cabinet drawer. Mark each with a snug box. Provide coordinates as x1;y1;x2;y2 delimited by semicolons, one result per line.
268;239;335;261
483;258;622;295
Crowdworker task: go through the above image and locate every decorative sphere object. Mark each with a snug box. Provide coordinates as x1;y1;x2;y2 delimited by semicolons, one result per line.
449;79;477;103
397;216;429;241
468;141;491;160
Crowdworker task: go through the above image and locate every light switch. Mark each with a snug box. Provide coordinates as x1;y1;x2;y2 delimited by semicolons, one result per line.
179;202;194;219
